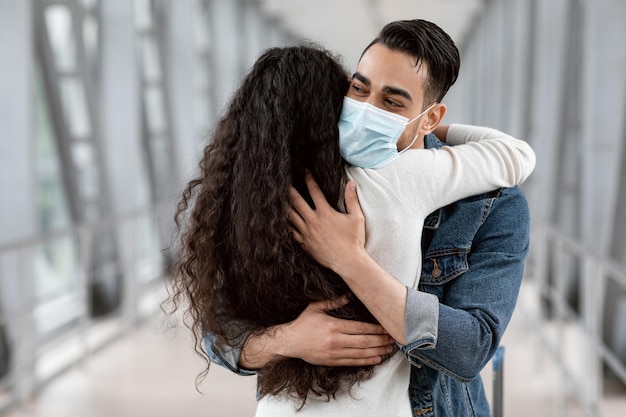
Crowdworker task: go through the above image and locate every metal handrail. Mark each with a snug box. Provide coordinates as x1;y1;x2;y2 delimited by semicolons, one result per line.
0;202;175;414
0;202;173;253
526;221;626;417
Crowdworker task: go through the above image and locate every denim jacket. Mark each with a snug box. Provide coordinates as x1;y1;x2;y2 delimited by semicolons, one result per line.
204;134;530;417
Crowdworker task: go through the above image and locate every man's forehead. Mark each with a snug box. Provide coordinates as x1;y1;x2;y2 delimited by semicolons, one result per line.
354;46;428;99
357;49;428;77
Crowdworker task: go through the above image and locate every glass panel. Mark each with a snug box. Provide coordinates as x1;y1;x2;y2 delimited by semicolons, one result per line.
83;200;101;222
45;5;77;72
141;37;161;82
149;136;172;198
83;15;99;63
34;70;72;233
80;0;97;10
59;77;92;139
34;237;78;304
71;142;100;201
122;216;162;285
150;136;169;170
194;95;209;132
194;9;211;50
134;0;153;31
194;58;209;91
144;87;166;132
33;67;81;376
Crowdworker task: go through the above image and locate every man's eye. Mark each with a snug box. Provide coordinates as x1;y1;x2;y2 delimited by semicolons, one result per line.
385;99;402;107
351;84;366;94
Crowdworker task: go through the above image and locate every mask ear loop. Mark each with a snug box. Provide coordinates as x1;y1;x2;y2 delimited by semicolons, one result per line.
398;103;437;153
406;103;437;125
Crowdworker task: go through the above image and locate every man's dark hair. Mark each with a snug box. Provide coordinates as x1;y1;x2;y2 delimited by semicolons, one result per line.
363;19;460;105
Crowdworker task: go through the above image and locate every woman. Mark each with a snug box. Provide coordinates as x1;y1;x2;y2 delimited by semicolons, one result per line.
170;45;535;415
170;45;377;403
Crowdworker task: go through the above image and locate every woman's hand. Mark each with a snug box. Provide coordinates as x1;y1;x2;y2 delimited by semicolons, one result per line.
289;172;408;344
288;172;366;274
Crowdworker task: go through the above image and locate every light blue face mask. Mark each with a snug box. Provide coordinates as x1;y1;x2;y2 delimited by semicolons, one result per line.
338;96;435;169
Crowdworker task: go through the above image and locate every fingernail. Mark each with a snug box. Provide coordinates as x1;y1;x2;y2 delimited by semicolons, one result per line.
348;181;356;191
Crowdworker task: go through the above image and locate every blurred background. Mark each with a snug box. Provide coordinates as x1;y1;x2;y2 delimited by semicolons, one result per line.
0;0;625;416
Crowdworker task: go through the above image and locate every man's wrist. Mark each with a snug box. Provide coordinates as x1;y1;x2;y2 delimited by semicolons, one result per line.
239;323;290;369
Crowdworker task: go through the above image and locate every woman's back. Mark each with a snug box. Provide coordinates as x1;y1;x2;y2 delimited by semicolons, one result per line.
172;45;384;405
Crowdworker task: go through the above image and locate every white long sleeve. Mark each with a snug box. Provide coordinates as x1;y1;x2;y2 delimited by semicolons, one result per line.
346;123;536;290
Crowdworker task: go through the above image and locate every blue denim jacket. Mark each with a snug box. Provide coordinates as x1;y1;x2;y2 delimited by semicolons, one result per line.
204;134;530;416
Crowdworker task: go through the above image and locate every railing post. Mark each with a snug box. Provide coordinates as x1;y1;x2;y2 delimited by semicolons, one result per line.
492;346;505;417
118;218;137;329
528;223;548;371
582;256;604;416
76;225;93;359
551;237;568;417
16;248;35;403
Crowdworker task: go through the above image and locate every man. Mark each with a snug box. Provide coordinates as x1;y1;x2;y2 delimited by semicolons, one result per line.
206;19;530;417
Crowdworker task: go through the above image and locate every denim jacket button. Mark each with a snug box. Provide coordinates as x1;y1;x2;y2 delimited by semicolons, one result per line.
431;259;441;278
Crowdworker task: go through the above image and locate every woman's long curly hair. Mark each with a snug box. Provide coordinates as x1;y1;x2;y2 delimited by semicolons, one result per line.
169;45;379;404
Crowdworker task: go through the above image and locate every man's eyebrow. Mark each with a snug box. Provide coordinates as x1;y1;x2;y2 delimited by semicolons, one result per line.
352;72;370;86
352;72;413;102
382;86;413;102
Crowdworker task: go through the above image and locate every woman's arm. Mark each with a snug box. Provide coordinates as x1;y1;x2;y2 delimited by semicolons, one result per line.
394;124;536;213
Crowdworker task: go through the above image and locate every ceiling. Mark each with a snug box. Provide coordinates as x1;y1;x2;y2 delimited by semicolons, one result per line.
258;0;486;70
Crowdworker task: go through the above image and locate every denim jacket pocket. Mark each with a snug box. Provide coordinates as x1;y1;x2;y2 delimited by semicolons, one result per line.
420;248;469;286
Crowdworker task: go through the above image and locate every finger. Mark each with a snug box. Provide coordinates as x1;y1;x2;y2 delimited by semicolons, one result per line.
337;320;389;336
325;343;396;365
305;302;390;335
324;357;384;367
309;297;349;313
344;180;363;218
289;225;304;245
304;171;331;211
338;344;395;358
289;186;314;219
323;296;350;311
287;207;306;233
342;334;396;349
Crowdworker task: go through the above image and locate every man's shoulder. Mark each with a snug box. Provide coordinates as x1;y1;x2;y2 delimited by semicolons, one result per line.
449;185;529;225
425;186;529;242
424;133;444;150
440;184;527;211
486;186;529;215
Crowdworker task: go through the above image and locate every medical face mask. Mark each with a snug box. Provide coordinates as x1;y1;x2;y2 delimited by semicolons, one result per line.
338;96;436;169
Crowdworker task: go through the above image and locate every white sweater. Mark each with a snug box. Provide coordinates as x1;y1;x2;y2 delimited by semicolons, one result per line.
254;124;536;417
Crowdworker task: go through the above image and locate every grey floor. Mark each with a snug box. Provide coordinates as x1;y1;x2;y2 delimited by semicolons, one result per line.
4;283;626;417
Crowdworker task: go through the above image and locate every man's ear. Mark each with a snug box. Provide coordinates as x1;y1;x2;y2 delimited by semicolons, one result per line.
419;103;447;135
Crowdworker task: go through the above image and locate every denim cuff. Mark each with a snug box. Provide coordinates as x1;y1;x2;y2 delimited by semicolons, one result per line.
402;287;438;353
203;333;258;376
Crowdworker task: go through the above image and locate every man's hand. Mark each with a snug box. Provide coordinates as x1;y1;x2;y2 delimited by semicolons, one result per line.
289;172;366;275
283;298;395;366
240;297;395;369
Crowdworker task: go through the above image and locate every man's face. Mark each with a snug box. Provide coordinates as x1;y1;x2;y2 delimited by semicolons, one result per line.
347;43;431;150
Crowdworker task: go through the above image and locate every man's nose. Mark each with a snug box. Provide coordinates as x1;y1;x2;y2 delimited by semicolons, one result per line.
363;96;384;110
